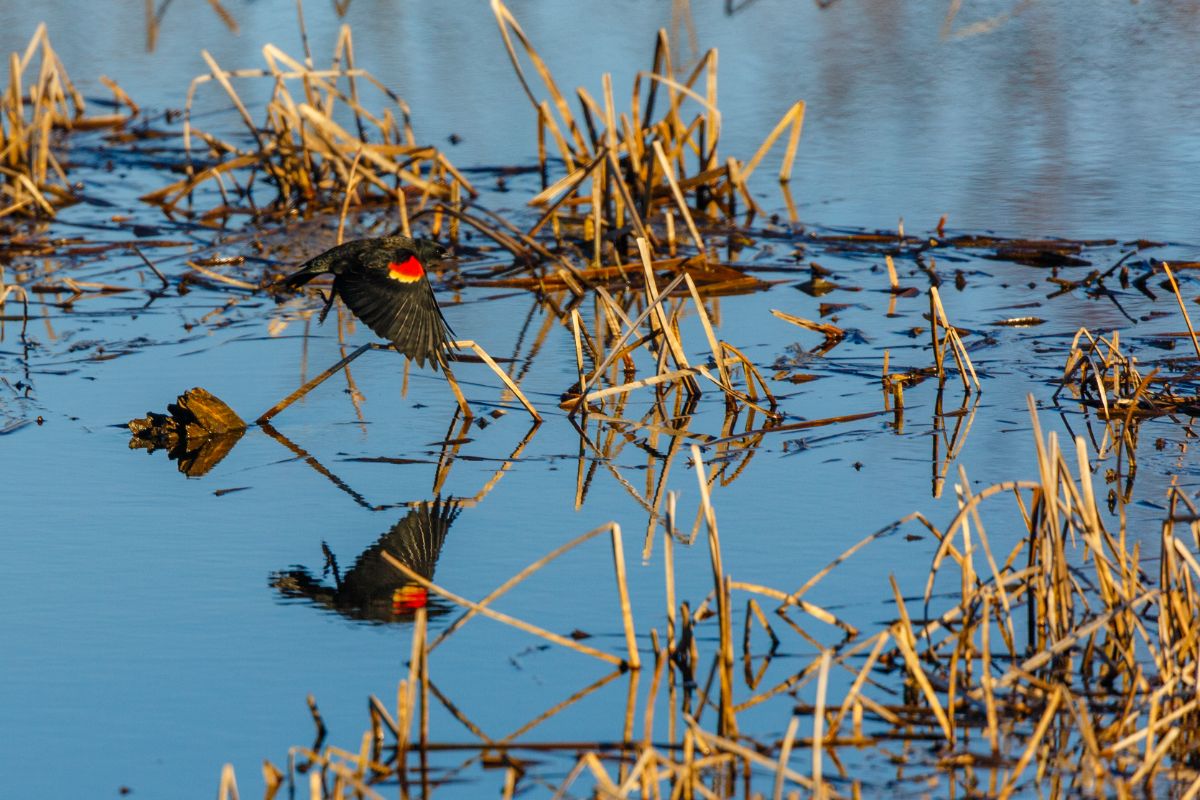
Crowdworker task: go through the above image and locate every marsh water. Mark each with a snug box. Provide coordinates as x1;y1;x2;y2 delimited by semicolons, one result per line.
4;1;1200;797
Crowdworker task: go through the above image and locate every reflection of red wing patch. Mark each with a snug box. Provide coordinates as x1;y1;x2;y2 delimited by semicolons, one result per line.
393;585;429;613
387;255;424;283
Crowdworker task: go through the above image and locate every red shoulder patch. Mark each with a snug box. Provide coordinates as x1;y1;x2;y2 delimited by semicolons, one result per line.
387;255;424;283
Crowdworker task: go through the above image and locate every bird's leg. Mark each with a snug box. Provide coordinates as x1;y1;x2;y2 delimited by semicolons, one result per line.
256;342;374;424
318;290;336;324
448;340;542;423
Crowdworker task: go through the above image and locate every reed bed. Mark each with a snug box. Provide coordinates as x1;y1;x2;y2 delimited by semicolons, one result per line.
432;1;811;420
490;0;804;268
9;8;1198;795
0;25;136;218
217;395;1200;798
141;17;474;222
133;5;1110;429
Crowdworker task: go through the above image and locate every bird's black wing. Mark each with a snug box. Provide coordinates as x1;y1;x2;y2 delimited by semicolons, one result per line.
333;257;453;369
374;500;461;580
332;500;461;620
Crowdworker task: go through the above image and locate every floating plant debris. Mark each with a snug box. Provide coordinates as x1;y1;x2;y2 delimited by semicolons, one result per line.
989;316;1046;327
127;387;245;477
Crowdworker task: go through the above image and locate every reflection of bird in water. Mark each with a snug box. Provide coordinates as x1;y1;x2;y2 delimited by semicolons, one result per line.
272;500;460;622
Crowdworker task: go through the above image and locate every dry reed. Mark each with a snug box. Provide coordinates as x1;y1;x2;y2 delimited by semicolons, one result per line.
1;25;136;218
226;390;1200;798
493;0;805;269
142;17;473;219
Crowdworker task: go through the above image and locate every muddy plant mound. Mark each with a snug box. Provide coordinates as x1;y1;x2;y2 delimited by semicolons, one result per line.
128;387;245;477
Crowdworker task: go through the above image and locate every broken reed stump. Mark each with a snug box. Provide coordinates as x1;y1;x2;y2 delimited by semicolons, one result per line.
128;387;246;477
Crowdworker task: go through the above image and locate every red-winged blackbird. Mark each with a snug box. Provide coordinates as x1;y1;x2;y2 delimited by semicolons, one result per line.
282;236;454;369
263;235;539;424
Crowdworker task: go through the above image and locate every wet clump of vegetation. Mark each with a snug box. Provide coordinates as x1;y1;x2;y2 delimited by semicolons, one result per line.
138;25;476;225
128;387;245;476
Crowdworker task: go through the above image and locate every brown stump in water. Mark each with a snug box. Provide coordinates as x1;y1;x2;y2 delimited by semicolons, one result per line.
128;387;246;477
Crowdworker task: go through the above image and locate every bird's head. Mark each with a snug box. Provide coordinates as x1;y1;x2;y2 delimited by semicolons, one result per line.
382;237;451;273
409;238;450;266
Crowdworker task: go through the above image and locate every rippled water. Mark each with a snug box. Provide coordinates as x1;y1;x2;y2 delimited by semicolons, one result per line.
4;1;1200;797
7;1;1200;240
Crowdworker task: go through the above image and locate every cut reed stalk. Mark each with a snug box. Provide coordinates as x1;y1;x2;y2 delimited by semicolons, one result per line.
1161;263;1200;361
380;551;624;667
610;524;642;670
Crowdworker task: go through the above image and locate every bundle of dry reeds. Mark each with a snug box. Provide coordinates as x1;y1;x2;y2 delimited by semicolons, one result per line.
491;0;805;268
142;23;474;223
0;25;136;218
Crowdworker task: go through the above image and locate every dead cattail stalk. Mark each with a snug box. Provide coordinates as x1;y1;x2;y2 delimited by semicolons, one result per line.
884;254;900;293
217;764;240;800
811;650;832;798
1161;263;1200;360
997;688;1064;799
653;140;706;255
890;578;953;741
930;286;980;392
774;713;801;800
610;524;642;669
380;551;624;666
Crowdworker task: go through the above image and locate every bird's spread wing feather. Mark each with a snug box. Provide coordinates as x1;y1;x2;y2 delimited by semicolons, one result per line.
334;266;453;369
379;500;461;579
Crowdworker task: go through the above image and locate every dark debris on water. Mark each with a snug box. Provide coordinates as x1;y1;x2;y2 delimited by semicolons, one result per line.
127;387;245;477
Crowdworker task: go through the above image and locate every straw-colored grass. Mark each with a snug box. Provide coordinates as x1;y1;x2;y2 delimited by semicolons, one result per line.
1;25;136;218
221;394;1200;798
142;20;474;223
492;0;805;269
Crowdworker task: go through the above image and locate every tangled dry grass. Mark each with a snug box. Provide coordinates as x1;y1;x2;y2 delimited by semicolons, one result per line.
211;398;1200;799
491;0;804;267
141;23;474;225
0;25;136;218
